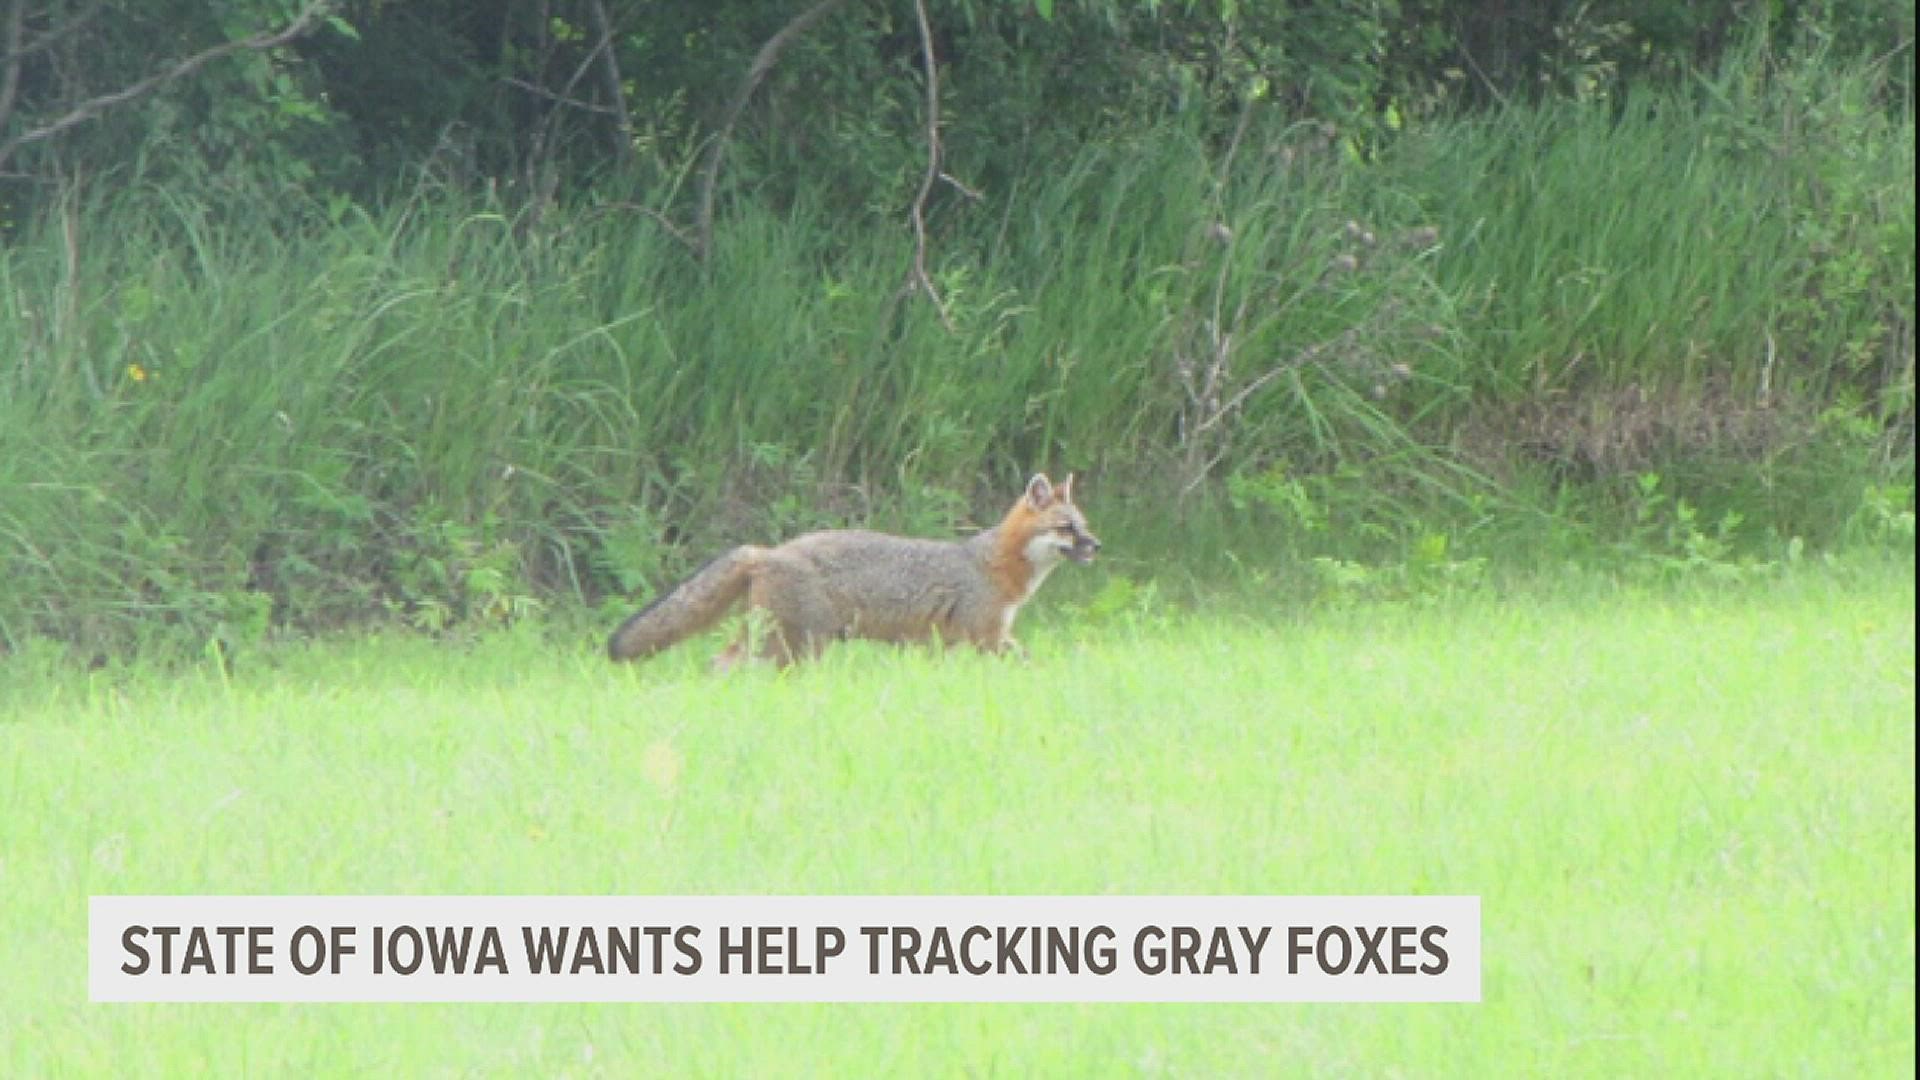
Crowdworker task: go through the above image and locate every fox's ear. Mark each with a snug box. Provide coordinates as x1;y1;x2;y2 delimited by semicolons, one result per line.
1058;473;1076;503
1024;473;1055;509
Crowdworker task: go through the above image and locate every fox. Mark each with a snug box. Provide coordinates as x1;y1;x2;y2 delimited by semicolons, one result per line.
607;472;1100;668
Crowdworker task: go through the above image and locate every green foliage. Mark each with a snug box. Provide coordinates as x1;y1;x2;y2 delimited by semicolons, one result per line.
7;0;1910;227
388;509;543;633
1383;53;1912;410
1226;465;1327;535
1055;571;1164;630
0;32;1912;657
1309;531;1489;605
1848;481;1917;547
1623;472;1778;581
0;0;351;208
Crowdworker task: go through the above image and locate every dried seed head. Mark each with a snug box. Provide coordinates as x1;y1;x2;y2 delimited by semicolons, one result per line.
1404;225;1441;249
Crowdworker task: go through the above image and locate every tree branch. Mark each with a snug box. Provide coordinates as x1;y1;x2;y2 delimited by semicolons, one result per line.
1;0;106;66
518;0;608;211
0;0;24;140
693;0;853;261
2;0;108;61
502;75;621;116
0;0;333;172
584;0;636;166
574;199;699;255
900;0;952;330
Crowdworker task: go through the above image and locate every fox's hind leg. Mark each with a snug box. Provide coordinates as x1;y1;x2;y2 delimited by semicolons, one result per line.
712;606;793;670
759;626;803;667
712;631;752;672
710;584;811;670
739;561;841;667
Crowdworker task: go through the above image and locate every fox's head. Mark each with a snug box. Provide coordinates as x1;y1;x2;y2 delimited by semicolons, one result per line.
1009;473;1101;567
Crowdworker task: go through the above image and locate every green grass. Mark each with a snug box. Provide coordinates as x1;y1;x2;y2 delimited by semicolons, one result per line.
1383;43;1915;403
2;41;1910;654
3;567;1912;1075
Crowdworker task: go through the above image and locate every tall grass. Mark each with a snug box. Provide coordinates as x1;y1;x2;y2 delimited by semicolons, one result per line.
0;45;1911;654
1383;38;1915;404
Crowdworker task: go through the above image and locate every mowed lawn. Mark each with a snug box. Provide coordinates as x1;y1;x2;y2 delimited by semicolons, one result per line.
2;568;1913;1076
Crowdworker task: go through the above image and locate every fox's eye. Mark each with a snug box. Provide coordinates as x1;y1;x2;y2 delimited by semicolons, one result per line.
1055;525;1076;534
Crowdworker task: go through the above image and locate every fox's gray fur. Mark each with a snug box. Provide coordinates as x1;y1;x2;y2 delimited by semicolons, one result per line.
607;474;1098;667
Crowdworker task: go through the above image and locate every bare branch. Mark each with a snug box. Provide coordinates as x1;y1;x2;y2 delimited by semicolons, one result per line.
521;1;618;144
574;199;699;255
937;170;982;201
584;0;636;166
517;5;623;226
502;76;621;117
0;0;334;172
0;0;24;138
1;0;106;65
900;0;952;330
1453;22;1513;110
1190;344;1314;437
693;0;853;261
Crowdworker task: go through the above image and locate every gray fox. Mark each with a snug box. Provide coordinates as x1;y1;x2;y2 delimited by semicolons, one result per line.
608;473;1099;667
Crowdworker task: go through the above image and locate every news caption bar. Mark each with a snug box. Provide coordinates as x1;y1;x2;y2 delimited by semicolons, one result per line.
91;895;1480;1003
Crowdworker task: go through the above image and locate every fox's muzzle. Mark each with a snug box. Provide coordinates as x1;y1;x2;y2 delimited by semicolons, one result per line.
1068;530;1101;564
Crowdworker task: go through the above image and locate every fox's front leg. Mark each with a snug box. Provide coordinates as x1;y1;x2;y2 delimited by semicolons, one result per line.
979;636;1031;662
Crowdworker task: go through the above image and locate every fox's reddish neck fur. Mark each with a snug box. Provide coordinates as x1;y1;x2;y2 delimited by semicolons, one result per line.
983;503;1045;603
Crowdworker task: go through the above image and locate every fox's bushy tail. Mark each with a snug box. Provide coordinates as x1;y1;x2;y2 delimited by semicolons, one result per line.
608;546;764;661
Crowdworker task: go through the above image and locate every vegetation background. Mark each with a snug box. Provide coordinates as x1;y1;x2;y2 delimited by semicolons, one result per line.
0;0;1913;658
1;5;1912;1072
